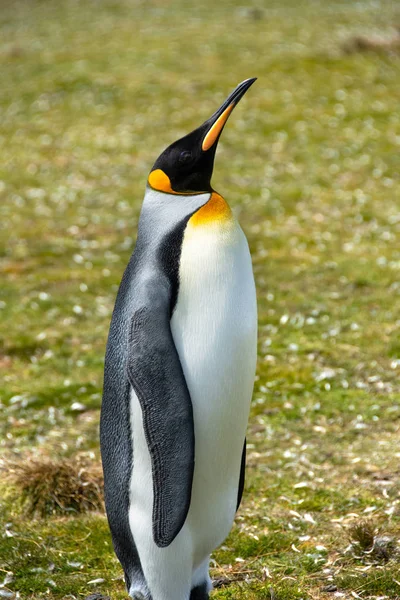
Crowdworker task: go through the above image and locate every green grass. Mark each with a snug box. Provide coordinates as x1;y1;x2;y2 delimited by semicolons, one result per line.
1;0;400;597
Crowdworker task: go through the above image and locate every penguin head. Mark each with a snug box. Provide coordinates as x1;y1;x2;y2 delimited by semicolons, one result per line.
148;78;256;195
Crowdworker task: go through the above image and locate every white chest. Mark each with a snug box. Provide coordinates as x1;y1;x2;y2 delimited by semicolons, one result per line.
171;219;257;381
170;218;257;558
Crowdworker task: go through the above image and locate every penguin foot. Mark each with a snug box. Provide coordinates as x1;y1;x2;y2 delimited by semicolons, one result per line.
190;582;209;600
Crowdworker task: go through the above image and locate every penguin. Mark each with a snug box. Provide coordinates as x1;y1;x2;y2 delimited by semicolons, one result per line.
100;78;258;600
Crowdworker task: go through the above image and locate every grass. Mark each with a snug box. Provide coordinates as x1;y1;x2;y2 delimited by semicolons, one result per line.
5;456;103;517
1;0;400;597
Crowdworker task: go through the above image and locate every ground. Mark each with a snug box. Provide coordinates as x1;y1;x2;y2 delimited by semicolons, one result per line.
1;0;400;598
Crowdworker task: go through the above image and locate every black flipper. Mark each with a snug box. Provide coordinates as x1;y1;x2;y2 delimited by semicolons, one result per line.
127;274;195;548
236;438;246;511
100;259;146;590
101;190;208;579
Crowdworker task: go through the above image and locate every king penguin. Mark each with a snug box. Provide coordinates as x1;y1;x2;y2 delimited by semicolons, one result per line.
100;78;258;600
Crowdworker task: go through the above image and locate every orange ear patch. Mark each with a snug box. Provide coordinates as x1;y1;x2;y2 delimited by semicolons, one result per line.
148;169;202;196
189;192;232;227
148;169;175;193
202;104;235;151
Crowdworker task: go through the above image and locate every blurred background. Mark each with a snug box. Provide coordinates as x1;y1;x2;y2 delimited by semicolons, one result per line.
1;0;400;598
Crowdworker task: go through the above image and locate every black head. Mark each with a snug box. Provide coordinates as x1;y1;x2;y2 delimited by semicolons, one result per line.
148;78;257;195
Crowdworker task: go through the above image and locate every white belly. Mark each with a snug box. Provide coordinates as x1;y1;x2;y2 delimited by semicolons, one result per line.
128;217;257;599
171;218;257;563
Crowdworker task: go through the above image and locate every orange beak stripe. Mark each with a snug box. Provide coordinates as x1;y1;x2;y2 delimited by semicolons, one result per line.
202;103;235;151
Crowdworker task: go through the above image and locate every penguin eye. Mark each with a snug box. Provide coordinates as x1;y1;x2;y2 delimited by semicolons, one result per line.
179;150;192;164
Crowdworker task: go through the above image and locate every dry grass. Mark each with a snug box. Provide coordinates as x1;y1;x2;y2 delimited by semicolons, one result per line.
5;456;104;517
349;520;376;552
349;520;398;562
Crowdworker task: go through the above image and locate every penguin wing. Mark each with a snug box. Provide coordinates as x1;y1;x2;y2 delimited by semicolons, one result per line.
236;438;246;510
126;281;194;548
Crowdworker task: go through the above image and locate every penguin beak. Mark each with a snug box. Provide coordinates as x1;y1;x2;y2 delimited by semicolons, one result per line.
148;78;257;195
201;78;257;152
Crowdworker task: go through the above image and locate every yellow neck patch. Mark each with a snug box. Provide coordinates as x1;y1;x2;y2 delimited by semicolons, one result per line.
148;169;232;227
189;192;232;227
